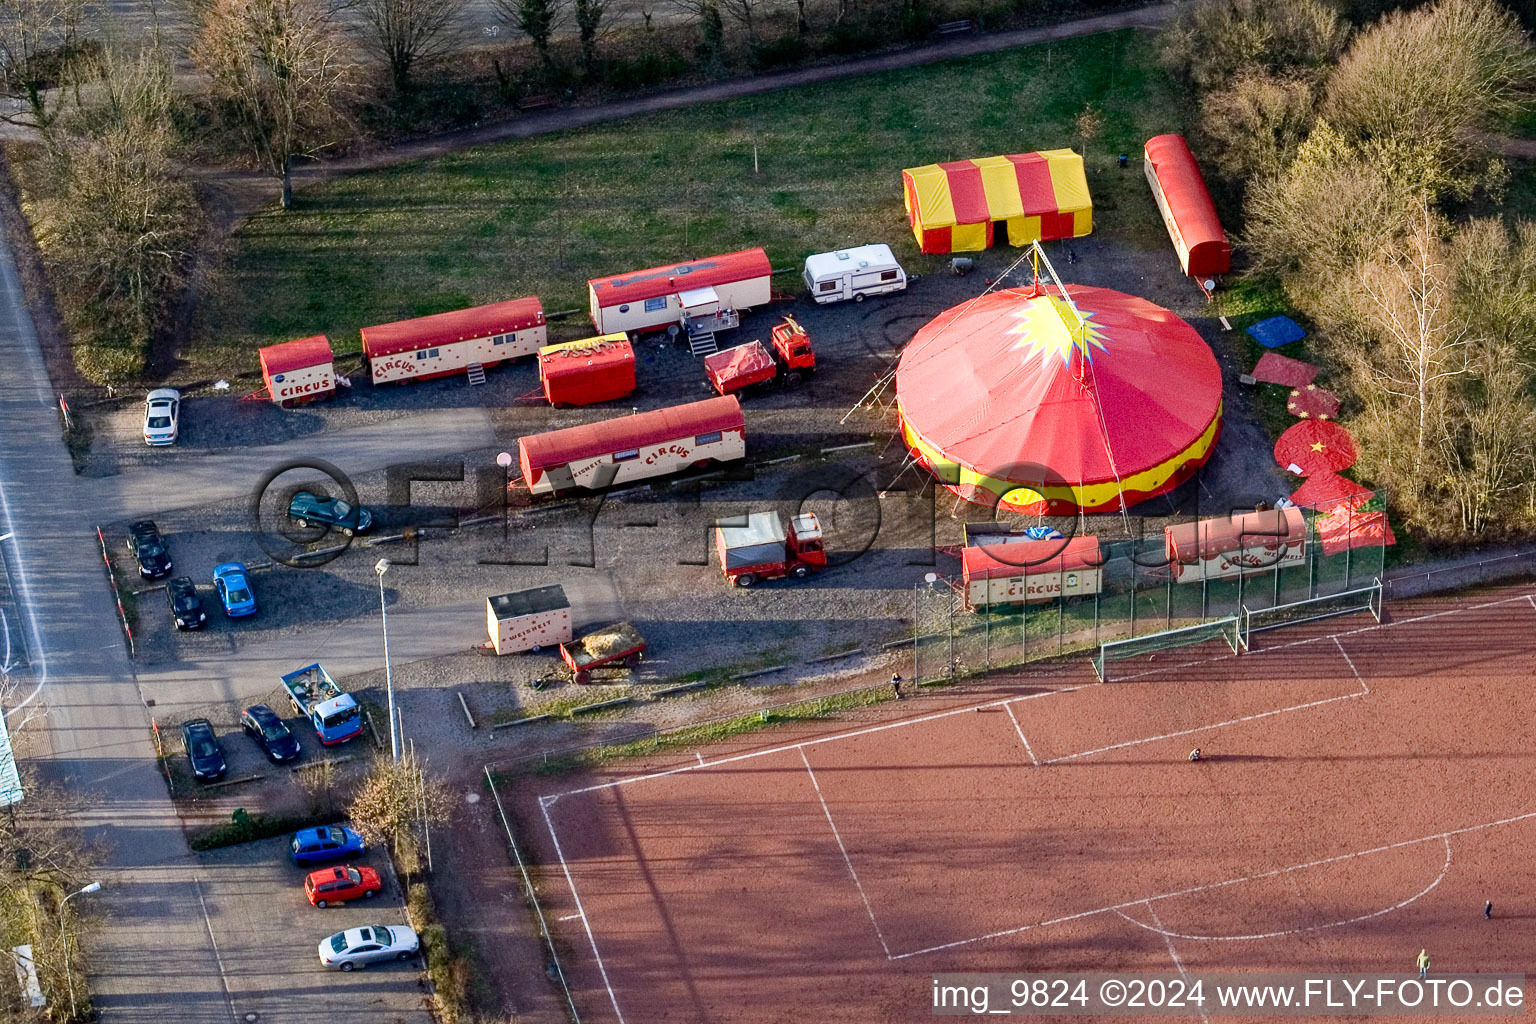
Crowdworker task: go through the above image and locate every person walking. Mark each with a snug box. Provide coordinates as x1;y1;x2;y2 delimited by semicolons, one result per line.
1485;900;1493;920
891;674;903;699
1417;949;1430;978
1188;748;1201;762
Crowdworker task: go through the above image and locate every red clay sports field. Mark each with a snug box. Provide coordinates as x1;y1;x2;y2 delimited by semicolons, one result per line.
505;585;1536;1022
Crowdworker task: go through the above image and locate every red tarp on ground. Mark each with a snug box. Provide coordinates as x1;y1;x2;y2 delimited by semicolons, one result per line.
1275;419;1358;476
1144;134;1231;278
1251;352;1320;387
1315;492;1396;555
1287;385;1340;420
896;284;1223;514
1290;472;1373;512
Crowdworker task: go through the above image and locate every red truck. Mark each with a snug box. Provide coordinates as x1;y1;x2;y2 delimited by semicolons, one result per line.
714;511;827;587
704;317;816;396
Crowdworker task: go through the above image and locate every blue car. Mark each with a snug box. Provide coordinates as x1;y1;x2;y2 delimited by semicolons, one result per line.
212;562;257;618
292;825;366;865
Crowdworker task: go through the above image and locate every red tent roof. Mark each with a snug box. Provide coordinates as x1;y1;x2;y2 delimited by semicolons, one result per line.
1144;134;1230;277
361;297;544;359
896;285;1222;510
588;249;771;308
260;335;333;376
961;536;1102;581
518;396;743;477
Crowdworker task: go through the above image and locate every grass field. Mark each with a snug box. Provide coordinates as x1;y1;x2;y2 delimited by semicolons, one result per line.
196;28;1190;378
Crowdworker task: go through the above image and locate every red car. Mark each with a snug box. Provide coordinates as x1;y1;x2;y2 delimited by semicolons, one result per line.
304;865;382;907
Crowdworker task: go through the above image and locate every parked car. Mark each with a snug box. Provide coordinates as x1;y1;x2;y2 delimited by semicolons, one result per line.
305;865;382;907
240;704;300;763
317;924;419;971
212;562;257;617
291;825;366;865
126;520;172;579
180;718;226;781
142;387;180;446
288;491;373;536
166;576;206;630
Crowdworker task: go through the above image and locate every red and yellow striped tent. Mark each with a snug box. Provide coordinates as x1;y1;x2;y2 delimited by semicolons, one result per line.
901;150;1093;255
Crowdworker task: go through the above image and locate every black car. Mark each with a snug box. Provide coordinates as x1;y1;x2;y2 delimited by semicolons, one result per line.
166;576;206;630
126;520;172;579
180;718;227;781
288;491;373;536
240;704;301;763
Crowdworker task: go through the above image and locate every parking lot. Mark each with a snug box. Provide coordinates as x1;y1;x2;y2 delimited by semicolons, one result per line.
194;837;432;1024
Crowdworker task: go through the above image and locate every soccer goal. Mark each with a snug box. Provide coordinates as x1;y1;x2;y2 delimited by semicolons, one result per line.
1238;578;1384;650
1092;616;1241;682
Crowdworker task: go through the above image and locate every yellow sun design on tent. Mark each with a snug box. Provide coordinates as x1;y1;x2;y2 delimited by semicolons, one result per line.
1008;293;1110;366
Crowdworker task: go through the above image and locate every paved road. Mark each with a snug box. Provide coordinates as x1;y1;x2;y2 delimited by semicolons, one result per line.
82;407;496;520
0;210;431;1021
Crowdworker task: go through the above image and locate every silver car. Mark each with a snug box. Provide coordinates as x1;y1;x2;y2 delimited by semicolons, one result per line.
317;924;419;971
142;388;180;446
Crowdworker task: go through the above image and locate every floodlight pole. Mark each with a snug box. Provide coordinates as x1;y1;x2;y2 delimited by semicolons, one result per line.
62;881;102;1019
375;559;400;761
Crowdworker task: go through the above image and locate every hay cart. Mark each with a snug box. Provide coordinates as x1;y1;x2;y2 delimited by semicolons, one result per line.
560;621;646;684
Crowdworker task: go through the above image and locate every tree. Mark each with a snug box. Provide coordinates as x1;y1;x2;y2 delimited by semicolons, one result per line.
1074;103;1102;168
191;0;354;203
347;751;454;870
0;0;89;136
572;0;609;73
1159;0;1350;93
31;48;200;380
492;0;557;69
1199;70;1318;181
1324;0;1536;200
352;0;467;94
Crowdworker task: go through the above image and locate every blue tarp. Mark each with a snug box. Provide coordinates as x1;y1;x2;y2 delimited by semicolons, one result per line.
1246;315;1306;349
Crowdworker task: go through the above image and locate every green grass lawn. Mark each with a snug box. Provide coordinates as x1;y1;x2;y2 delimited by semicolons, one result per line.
197;28;1190;378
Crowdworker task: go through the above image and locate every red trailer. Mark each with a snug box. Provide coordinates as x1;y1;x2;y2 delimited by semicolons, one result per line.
259;335;336;407
714;511;826;587
961;536;1103;609
537;333;636;406
704;317;816;395
361;296;547;384
587;249;773;335
1144;134;1230;279
518;395;746;497
559;621;646;683
1165;507;1306;582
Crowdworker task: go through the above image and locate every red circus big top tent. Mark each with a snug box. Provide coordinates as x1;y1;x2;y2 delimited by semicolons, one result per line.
896;284;1223;514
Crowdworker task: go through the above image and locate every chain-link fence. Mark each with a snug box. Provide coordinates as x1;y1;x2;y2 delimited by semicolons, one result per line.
910;497;1392;684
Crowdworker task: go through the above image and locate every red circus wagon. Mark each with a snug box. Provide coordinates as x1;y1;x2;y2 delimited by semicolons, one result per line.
361;296;547;384
259;335;336;407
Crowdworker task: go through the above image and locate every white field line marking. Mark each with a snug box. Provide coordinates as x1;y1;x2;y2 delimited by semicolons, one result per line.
558;913;583;922
892;812;1533;960
801;748;891;958
539;794;626;1024
1045;636;1373;764
696;752;704;765
1003;703;1037;765
551;684;1091;800
193;879;240;1023
1332;635;1368;694
1142;901;1210;1024
549;588;1536;803
1527;594;1535;614
1117;837;1452;942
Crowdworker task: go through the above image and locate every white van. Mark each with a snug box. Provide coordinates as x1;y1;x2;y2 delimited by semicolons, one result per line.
803;244;908;304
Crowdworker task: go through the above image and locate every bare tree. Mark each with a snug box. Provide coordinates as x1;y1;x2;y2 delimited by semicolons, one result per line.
0;0;88;136
347;750;454;864
192;0;354;205
351;0;467;94
1159;0;1349;93
1324;0;1536;200
1199;70;1318;182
